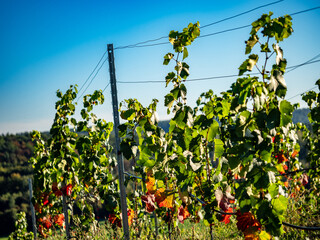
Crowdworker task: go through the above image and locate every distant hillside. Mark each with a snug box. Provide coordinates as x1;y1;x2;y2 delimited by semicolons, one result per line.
292;108;310;124
0;133;34;236
158;120;170;132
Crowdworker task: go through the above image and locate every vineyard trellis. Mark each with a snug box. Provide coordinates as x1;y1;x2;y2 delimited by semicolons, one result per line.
8;11;320;240
115;12;320;240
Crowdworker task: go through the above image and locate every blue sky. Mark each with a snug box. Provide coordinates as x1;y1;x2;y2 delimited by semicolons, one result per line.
0;0;319;134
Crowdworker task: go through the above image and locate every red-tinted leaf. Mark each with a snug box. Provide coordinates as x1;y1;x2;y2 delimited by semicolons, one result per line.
178;205;190;223
52;182;63;197
155;189;174;208
219;196;230;212
43;194;49;206
236;211;261;233
154;188;166;205
53;214;64;227
275;153;288;163
108;213;121;227
141;193;156;213
291;150;299;158
42;216;52;229
127;209;135;226
301;173;308;186
220;207;233;224
61;184;73;196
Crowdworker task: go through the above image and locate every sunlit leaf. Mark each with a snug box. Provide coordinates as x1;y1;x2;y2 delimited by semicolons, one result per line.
259;231;272;240
146;176;157;194
208;120;219;142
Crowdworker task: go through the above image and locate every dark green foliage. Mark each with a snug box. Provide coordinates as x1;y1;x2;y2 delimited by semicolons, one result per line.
8;211;33;240
0;133;39;236
0;128;118;237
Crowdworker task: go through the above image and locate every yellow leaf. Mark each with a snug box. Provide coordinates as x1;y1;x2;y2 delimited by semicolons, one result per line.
159;192;174;208
259;231;272;240
155;188;174;208
146;176;157;194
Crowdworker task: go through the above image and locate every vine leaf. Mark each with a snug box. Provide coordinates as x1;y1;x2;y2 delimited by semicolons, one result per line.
273;44;283;65
245;34;259;54
269;70;286;92
165;72;176;87
163;53;174;65
236;211;261;232
280;100;293;127
259;231;272;240
190;159;202;171
274;70;286;88
208;120;220;142
183;47;188;60
141;193;156;213
238;54;259;75
214;139;224;158
164;93;175;111
271;195;288;215
156;189;174;208
120;109;135;120
146;176;157;194
178;205;190;223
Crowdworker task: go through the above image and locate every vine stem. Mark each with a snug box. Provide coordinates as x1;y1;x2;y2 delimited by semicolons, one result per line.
205;129;211;184
262;36;270;83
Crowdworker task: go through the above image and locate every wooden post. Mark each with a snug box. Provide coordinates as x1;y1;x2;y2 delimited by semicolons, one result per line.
153;211;159;238
107;43;130;240
28;178;37;240
63;194;70;239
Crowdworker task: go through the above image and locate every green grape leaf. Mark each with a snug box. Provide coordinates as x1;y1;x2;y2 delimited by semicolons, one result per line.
165;72;176;87
271;195;288;215
208;120;219;142
228;156;241;170
124;109;137;121
280;100;293;127
268;184;278;198
163;53;174;65
245;34;258;54
180;62;190;79
260;150;271;162
165;93;175;109
183;47;188;60
214;139;224;158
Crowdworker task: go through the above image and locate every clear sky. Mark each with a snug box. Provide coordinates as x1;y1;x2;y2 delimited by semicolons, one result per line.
0;0;319;134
